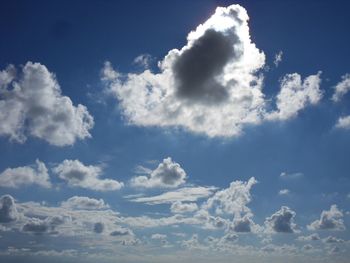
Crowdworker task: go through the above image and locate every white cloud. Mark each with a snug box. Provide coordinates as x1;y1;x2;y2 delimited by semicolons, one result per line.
264;206;298;233
61;196;109;210
130;157;186;188
335;115;350;129
307;205;345;231
266;72;323;121
0;62;94;146
274;51;283;67
0;195;19;223
102;4;267;138
279;172;303;179
323;236;345;244
129;186;215;204
203;177;257;217
0;159;51;189
332;73;350;102
170;201;198;213
297;233;320;242
151;233;167;240
278;189;290;195
53;159;124;191
133;54;153;69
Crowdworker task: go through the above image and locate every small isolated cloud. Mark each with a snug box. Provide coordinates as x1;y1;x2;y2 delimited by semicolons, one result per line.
308;205;345;231
53;159;124;191
278;189;290;195
297;233;320;242
265;206;298;233
274;51;283;67
204;177;257;216
130;157;186;188
170;201;198;213
335;115;350;130
61;196;109;210
133;54;153;69
0;62;94;146
266;72;323;121
279;172;303;179
0;195;18;223
0;160;51;189
331;73;350;102
129;186;215;204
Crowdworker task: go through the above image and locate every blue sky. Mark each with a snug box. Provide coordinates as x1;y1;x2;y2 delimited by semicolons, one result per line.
0;1;350;262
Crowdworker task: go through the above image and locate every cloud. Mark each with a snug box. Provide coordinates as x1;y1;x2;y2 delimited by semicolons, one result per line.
129;186;215;204
278;189;290;195
266;72;322;121
323;236;345;243
22;216;66;235
110;227;133;237
151;233;167;240
0;62;94;146
297;233;320;242
203;177;257;216
0;160;51;188
130;157;186;188
279;172;303;179
307;205;345;231
264;206;298;233
274;51;283;67
335;115;350;129
102;4;267;138
61;196;109;210
53;159;124;191
231;214;254;232
170;201;198;213
0;195;18;223
332;73;350;102
133;54;153;69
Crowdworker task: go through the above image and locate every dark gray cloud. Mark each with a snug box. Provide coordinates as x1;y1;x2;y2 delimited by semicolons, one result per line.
173;29;238;104
265;206;297;233
232;216;251;232
0;195;18;223
110;228;131;236
22;216;66;234
93;222;104;233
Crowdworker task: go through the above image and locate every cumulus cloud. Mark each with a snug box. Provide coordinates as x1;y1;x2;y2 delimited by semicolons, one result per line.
170;201;198;213
266;72;322;121
0;195;18;223
130;157;186;188
332;73;350;102
129;186;215;204
53;159;124;191
308;205;345;231
335;115;350;129
231;214;255;232
102;4;267;138
0;160;51;188
0;62;94;146
264;206;298;233
203;177;257;216
61;196;109;210
22;216;66;235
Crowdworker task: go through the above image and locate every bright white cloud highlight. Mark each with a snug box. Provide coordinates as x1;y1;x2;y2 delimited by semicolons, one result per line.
53;159;123;191
0;160;51;188
130;157;186;188
332;73;350;102
0;62;94;146
307;205;345;231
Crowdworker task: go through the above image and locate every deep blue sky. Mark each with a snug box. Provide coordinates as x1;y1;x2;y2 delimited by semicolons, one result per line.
0;1;350;262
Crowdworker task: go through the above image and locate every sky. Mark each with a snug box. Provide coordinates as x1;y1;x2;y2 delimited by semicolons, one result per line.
0;0;350;262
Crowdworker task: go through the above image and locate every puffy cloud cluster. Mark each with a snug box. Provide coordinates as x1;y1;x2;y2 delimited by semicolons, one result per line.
102;5;267;138
102;4;324;138
203;177;257;216
335;115;350;130
0;62;94;146
307;205;345;231
61;196;109;210
53;159;124;191
266;72;322;121
0;195;18;223
130;157;186;188
264;206;298;233
332;73;350;102
0;159;51;188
